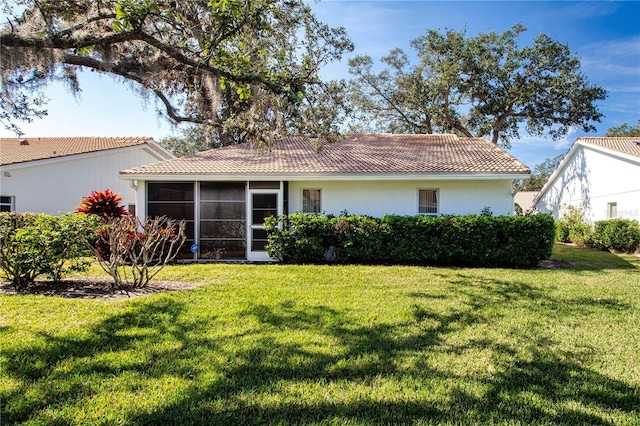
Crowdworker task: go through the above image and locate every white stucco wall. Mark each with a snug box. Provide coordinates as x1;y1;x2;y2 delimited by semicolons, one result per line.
288;179;515;217
536;146;640;222
0;146;167;215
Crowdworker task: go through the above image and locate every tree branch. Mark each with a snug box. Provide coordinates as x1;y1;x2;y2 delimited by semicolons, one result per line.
443;85;473;138
359;72;427;132
0;30;140;50
62;53;210;126
1;28;295;96
56;13;116;37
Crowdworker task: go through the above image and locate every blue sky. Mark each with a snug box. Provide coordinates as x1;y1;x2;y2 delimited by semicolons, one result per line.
1;1;639;168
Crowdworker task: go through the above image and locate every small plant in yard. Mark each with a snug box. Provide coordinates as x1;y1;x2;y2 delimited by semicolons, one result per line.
0;212;42;289
33;213;100;283
77;188;131;262
75;188;128;220
0;212;98;290
89;215;186;289
555;204;592;244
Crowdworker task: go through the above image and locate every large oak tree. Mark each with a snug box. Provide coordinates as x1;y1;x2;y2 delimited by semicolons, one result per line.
0;0;353;144
348;25;607;148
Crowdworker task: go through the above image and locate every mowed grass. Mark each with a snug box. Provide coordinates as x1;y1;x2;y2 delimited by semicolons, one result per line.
1;244;639;425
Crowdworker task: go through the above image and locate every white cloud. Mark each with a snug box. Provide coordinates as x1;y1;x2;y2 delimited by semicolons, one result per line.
578;36;640;77
560;1;621;19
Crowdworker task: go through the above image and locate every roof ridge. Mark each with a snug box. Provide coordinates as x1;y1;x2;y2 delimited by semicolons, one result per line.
576;136;640;140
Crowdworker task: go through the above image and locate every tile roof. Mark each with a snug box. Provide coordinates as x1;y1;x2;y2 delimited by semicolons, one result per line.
576;137;640;159
1;136;159;166
120;134;530;177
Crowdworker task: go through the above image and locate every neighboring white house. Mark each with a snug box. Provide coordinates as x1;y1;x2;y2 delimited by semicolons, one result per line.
534;137;640;223
514;191;538;213
120;134;530;261
0;136;174;215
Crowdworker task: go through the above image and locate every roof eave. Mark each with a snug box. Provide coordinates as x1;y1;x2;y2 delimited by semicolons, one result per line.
532;141;581;206
144;140;177;160
578;140;640;165
2;141;170;169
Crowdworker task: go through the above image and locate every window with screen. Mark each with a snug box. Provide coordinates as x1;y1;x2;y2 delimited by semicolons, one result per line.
199;182;246;259
147;182;195;258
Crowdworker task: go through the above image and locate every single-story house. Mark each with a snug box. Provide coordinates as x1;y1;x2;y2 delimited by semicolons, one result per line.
514;191;538;214
120;134;530;261
0;136;174;215
534;137;640;223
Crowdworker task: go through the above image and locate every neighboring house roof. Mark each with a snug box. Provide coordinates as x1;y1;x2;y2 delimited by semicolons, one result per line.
0;136;173;166
120;134;530;179
533;136;640;206
574;137;640;159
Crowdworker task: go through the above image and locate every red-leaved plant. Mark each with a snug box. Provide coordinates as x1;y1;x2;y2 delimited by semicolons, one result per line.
75;189;128;221
76;189;128;265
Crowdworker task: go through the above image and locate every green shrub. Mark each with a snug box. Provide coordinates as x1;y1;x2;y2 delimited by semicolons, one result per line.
555;205;592;244
265;213;555;268
33;214;99;282
264;213;333;263
493;214;555;267
0;213;42;289
333;215;385;263
0;213;99;290
587;219;640;253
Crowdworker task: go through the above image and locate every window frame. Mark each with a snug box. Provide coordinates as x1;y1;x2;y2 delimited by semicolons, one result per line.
0;196;14;212
302;189;322;214
418;189;439;216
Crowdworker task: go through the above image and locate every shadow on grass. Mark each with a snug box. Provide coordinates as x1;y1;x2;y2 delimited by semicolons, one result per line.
551;243;640;271
427;272;636;314
2;284;638;425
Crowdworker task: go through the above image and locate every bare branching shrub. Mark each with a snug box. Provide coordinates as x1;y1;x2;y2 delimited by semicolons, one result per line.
90;215;186;290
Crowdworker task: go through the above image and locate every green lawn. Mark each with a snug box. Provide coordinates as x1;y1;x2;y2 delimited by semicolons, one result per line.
1;244;639;425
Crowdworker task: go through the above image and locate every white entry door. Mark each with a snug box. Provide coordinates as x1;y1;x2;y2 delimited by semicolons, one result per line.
247;190;280;261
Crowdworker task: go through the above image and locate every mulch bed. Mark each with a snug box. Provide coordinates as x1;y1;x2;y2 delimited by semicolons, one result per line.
536;259;575;269
0;277;205;300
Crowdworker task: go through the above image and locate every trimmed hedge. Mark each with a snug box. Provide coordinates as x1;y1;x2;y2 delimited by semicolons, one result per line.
264;213;555;268
587;219;640;253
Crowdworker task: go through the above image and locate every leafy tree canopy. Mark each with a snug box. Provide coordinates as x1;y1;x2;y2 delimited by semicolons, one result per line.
605;120;640;137
0;0;353;145
520;154;564;192
159;125;218;157
348;24;607;148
